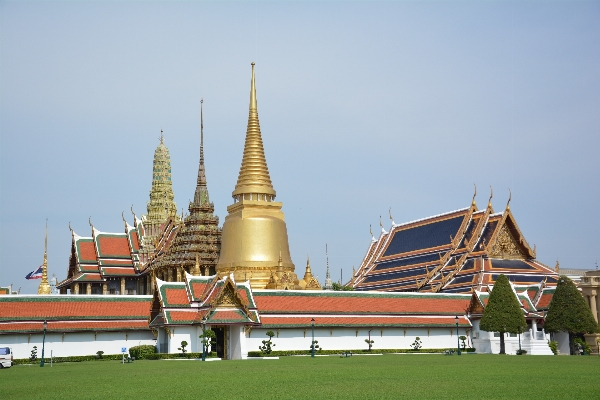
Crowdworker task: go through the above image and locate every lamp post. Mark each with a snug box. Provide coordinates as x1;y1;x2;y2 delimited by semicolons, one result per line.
40;320;48;367
311;318;315;358
201;316;207;362
455;316;461;356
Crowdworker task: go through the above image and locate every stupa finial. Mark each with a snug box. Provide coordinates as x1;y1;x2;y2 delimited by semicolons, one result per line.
193;98;211;205
232;63;276;199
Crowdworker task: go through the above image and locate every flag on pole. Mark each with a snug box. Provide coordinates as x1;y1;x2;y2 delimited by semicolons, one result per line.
26;265;43;280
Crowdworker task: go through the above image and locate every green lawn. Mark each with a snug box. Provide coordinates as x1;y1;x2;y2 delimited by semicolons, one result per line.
4;354;599;399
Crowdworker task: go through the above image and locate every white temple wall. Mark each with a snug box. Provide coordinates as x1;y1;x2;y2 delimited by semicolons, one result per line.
167;327;197;354
1;330;155;360
246;327;470;352
554;332;570;355
471;320;553;355
229;325;246;360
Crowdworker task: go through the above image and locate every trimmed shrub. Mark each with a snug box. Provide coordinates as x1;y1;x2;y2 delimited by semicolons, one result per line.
129;345;156;360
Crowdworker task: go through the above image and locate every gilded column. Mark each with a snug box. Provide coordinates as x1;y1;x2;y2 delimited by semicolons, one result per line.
120;277;126;295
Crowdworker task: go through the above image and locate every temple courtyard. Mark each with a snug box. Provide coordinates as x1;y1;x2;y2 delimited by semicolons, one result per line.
4;354;598;399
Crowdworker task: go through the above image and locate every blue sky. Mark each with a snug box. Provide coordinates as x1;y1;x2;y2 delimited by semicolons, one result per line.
1;1;599;293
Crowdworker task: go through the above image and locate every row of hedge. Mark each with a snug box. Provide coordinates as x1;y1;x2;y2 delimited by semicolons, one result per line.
247;348;476;357
13;347;220;365
14;353;126;365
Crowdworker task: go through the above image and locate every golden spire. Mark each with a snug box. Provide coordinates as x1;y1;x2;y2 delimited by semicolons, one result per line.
304;255;313;280
38;219;51;295
194;99;210;204
472;183;477;207
232;63;276;199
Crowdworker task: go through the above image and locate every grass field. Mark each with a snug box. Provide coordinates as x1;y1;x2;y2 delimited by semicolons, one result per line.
3;354;599;399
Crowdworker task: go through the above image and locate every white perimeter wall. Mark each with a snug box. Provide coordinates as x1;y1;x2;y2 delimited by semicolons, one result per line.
1;330;156;360
4;324;562;359
246;327;468;354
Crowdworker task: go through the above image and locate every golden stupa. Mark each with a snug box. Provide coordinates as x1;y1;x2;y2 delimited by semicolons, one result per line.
217;63;301;289
38;220;51;295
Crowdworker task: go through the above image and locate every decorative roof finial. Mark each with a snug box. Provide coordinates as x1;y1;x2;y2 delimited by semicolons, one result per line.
88;217;93;229
488;186;493;208
159;129;164;144
506;189;512;211
555;260;560;272
44;218;48;257
472;183;477;207
379;215;387;234
68;221;73;232
131;205;137;220
389;207;396;226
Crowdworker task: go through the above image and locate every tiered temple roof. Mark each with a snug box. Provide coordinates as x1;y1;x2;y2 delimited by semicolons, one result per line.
149;273;260;327
150;274;474;329
352;193;558;293
146;101;221;281
467;280;557;319
57;216;146;294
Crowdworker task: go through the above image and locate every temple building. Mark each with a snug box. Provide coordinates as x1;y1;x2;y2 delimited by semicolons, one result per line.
57;214;147;295
2;63;574;360
216;63;312;290
144;100;222;283
351;190;559;293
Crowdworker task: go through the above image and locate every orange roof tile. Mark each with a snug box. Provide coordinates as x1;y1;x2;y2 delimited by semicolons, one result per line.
260;315;471;328
97;236;131;257
164;288;190;306
78;241;97;262
0;297;151;320
0;320;149;332
253;292;471;315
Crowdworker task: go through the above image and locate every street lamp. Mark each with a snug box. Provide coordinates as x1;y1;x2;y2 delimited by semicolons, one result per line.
311;318;315;358
454;316;461;356
201;316;207;362
40;320;48;367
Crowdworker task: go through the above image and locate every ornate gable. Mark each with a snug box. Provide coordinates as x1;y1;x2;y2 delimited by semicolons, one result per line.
487;211;535;259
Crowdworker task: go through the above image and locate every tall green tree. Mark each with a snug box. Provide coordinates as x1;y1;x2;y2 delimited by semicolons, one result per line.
544;276;599;355
480;274;527;354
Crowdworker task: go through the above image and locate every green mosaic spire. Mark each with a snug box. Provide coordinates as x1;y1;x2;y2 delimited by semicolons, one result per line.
143;132;178;246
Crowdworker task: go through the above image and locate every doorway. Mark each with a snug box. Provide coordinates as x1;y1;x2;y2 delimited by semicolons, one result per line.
212;326;227;359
